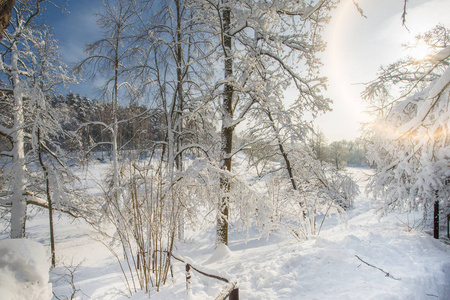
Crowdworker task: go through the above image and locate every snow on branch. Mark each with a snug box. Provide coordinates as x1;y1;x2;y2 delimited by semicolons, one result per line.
77;121;113;133
0;124;11;136
275;0;327;20
367;44;449;219
174;143;211;160
352;0;367;18
301;0;328;21
229;19;248;36
0;193;88;219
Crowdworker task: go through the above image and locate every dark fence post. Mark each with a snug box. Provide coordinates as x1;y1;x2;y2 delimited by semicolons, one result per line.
186;264;192;293
229;288;239;300
447;214;449;239
434;200;439;239
172;253;238;298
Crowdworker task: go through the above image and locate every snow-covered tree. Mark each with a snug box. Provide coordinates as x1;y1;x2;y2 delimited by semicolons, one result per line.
0;0;81;240
195;0;336;246
363;25;449;117
29;28;80;266
128;0;220;242
327;140;353;170
243;88;358;238
77;0;138;209
310;129;329;162
364;26;450;225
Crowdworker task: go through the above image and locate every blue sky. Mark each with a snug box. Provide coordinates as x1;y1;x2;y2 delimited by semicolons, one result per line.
39;0;450;141
39;0;104;98
41;0;102;61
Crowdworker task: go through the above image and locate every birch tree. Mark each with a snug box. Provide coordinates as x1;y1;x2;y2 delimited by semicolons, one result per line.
0;0;48;238
0;0;81;239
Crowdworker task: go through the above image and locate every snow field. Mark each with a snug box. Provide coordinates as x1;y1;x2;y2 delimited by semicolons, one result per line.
167;209;449;300
2;166;449;300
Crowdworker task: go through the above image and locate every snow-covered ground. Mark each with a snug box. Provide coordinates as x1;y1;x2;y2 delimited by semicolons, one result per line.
1;166;449;299
0;239;52;300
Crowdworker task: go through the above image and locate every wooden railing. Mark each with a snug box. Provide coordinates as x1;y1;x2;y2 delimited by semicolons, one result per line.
171;253;239;300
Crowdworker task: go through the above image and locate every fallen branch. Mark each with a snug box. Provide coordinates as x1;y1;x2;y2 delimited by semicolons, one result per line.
355;255;401;280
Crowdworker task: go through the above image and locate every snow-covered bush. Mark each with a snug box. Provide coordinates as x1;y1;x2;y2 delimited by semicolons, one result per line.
96;159;181;295
172;158;275;238
0;239;52;300
264;149;359;240
94;154;274;296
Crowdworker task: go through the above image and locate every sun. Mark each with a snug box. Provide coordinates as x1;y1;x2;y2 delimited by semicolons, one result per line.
405;43;431;61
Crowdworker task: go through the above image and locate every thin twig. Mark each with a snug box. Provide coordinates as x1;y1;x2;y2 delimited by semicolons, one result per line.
355;255;401;280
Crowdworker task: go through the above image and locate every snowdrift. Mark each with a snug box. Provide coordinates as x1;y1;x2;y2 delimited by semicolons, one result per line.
0;239;52;300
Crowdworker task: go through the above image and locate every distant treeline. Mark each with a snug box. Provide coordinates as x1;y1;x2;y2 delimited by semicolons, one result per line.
50;93;165;157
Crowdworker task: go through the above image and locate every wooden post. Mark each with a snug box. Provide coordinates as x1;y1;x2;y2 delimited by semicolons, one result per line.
447;214;449;239
434;200;439;239
229;288;239;300
185;264;192;293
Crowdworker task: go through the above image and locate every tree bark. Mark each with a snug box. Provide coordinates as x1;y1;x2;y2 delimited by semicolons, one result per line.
10;43;27;239
175;0;185;240
434;199;439;239
266;110;297;191
0;0;14;38
217;2;233;247
37;128;56;267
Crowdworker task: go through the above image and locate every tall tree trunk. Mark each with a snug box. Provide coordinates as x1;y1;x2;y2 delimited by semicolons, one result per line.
217;3;233;247
175;0;185;240
10;44;27;239
37;129;56;266
434;199;439;239
112;31;120;209
0;0;15;38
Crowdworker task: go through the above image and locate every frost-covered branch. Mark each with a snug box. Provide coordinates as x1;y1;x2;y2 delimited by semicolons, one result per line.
0;193;88;219
366;30;450;223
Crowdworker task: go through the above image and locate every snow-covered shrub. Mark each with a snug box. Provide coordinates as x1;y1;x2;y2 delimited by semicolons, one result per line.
96;159;181;296
95;155;274;295
264;149;359;240
0;239;52;300
173;158;275;238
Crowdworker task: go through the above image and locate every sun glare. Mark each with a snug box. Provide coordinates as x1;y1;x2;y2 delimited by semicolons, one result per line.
405;43;430;61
